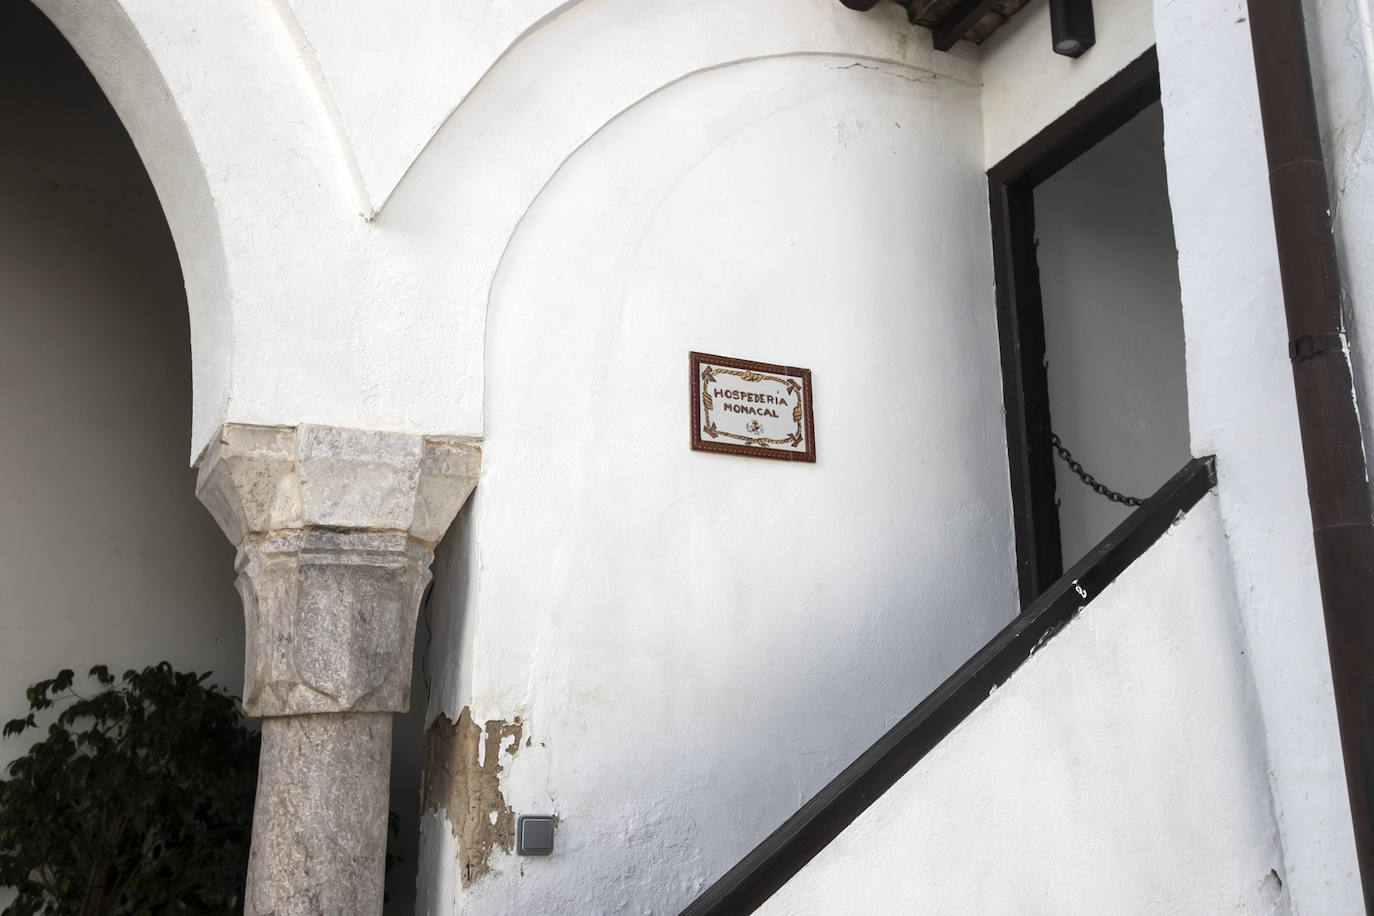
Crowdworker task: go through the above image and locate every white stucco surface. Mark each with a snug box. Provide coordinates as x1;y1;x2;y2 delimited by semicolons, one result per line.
417;46;1016;913
34;0;978;460
759;494;1289;915
980;0;1156;167
0;0;242;800
1034;102;1190;563
14;0;1371;910
274;0;574;214
1155;1;1363;910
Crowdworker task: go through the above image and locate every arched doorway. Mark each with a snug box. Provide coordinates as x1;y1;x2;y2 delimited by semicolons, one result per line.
0;8;245;907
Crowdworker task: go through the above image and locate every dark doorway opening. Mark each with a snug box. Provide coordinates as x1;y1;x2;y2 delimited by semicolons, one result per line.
989;48;1190;605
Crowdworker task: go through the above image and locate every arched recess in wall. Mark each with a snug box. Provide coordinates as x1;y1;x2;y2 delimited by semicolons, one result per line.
486;48;931;316
412;45;1014;910
31;0;233;459
376;0;975;438
0;0;246;862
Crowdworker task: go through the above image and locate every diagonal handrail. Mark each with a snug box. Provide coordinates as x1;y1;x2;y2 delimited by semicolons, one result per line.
680;456;1217;916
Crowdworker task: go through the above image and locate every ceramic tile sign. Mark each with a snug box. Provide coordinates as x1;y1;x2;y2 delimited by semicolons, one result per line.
690;351;816;462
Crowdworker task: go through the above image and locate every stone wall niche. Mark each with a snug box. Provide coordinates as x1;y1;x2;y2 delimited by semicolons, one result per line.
196;423;479;916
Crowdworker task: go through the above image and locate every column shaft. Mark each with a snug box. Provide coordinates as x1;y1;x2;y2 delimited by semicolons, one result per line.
245;713;393;916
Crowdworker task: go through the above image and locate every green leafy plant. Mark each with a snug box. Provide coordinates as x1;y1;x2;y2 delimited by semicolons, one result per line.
0;664;260;915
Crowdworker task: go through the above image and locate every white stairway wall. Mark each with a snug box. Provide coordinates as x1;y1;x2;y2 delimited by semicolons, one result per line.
760;493;1290;916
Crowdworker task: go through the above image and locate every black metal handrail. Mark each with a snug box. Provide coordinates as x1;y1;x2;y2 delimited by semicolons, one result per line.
680;455;1217;915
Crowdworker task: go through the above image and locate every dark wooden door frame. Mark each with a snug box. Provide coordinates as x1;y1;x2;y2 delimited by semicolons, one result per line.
988;46;1162;606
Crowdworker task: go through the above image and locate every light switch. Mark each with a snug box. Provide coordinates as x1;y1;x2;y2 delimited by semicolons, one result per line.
517;815;555;856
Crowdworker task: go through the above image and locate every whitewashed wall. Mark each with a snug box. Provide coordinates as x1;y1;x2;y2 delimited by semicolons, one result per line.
34;0;981;461
416;35;1016;915
0;0;242;815
25;2;1016;910
979;3;1360;907
22;0;1367;911
981;0;1156;167
1155;1;1362;910
759;494;1290;916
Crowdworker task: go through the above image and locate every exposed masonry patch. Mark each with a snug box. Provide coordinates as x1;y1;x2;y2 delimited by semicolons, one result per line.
421;707;524;887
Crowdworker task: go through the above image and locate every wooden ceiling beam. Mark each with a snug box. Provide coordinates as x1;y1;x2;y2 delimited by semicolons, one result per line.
931;0;1003;50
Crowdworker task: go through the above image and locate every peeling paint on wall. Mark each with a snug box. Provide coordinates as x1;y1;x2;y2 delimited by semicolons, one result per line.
421;707;524;887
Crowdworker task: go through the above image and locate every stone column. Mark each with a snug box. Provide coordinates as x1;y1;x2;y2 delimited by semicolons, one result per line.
196;424;479;916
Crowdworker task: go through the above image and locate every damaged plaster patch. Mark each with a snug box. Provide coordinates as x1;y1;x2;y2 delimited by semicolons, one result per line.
421;707;523;887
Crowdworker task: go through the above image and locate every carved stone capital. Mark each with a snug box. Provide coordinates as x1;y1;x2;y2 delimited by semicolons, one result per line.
196;423;480;547
195;424;479;717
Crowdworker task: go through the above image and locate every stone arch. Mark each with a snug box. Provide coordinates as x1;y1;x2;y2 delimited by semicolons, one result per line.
31;0;232;459
0;4;251;882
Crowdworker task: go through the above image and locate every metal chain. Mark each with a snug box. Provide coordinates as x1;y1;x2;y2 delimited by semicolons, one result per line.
1049;433;1144;507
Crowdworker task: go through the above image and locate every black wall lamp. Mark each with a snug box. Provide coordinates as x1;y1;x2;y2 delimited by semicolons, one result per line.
832;0;1093;58
1049;0;1095;57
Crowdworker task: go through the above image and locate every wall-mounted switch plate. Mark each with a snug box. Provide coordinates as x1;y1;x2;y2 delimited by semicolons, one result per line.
517;815;555;855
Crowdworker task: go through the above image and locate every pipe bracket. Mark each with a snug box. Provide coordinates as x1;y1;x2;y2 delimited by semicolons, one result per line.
1289;332;1344;362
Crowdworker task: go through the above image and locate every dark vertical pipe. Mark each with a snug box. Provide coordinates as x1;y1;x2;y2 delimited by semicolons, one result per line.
1247;2;1374;908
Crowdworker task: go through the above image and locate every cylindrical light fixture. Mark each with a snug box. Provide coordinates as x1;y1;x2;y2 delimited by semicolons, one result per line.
837;0;882;10
1049;0;1095;57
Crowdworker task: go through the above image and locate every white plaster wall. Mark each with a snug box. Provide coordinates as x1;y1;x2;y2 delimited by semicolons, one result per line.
377;0;977;448
24;0;1361;910
274;0;576;213
0;0;243;832
417;50;1015;913
1034;102;1190;563
759;494;1290;915
35;0;978;460
981;0;1157;167
36;0;496;457
1154;1;1362;910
